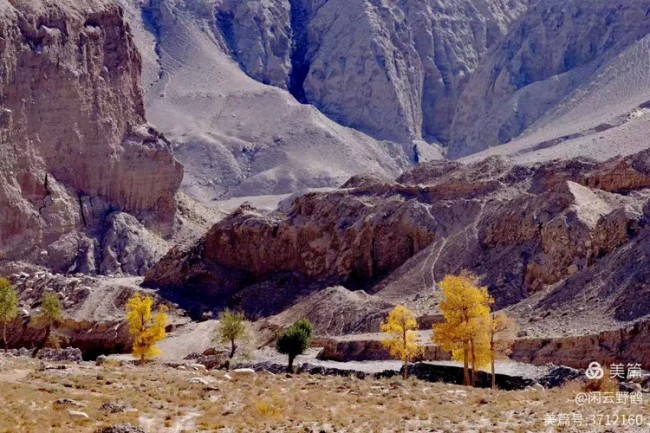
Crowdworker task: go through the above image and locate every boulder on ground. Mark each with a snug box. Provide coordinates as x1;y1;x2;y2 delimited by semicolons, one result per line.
96;425;146;433
37;348;83;363
68;410;89;419
54;398;85;408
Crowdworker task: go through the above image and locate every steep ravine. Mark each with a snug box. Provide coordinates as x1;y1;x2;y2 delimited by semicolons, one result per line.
209;0;531;144
287;0;310;102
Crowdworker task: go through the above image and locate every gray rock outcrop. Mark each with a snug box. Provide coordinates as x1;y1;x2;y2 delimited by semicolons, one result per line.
118;0;650;204
120;0;424;201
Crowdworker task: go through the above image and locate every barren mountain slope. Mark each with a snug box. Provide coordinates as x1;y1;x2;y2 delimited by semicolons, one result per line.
450;0;650;158
119;0;433;203
145;151;650;339
461;31;650;164
209;0;530;143
0;0;183;275
124;0;650;187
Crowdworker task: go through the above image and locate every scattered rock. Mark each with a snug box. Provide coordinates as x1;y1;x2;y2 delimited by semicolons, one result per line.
36;348;83;363
39;363;68;371
538;366;582;388
202;347;220;356
99;402;127;414
193;353;228;370
188;377;210;385
620;382;643;393
96;355;108;366
54;398;85;408
96;424;146;433
68;410;89;419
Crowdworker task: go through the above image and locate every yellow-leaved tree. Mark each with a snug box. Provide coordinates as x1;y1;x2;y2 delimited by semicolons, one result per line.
488;312;518;389
126;294;168;365
433;273;492;386
0;278;18;352
381;305;421;379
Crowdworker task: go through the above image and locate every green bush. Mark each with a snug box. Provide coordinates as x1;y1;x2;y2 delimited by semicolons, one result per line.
275;319;313;372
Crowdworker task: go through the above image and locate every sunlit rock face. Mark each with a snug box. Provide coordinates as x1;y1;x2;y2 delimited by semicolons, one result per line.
0;0;182;274
146;151;650;335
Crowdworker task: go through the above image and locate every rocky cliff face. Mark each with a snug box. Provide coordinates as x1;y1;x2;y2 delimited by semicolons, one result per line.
145;150;650;337
510;321;650;370
209;0;650;160
118;0;423;201
1;270;192;358
450;0;650;157
117;0;650;203
0;0;183;275
212;0;530;143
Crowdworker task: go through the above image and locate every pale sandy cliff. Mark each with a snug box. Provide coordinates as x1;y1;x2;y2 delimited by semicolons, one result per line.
0;0;182;275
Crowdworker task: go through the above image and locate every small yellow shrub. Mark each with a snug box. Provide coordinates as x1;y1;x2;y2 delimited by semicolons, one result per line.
254;394;285;418
583;371;618;393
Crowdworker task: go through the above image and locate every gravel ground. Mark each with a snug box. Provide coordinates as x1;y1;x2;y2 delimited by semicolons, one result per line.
253;347;552;379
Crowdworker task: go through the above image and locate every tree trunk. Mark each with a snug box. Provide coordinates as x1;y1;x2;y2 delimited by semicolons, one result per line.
32;323;51;358
402;327;408;380
462;343;470;386
491;330;496;390
287;354;295;373
470;337;477;387
139;353;145;366
229;339;237;359
491;356;496;390
3;321;7;352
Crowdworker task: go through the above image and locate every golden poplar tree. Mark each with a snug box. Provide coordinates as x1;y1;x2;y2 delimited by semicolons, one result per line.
126;294;168;365
381;305;421;379
0;278;18;352
433;273;492;386
488;312;518;389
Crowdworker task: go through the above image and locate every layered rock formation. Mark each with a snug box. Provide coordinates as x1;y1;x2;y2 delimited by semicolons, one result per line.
0;0;183;274
510;321;650;370
2;270;192;358
316;323;650;369
146;150;650;341
3;271;134;357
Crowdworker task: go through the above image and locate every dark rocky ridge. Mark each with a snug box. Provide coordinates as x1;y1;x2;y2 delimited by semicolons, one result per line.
234;360;581;390
145;150;650;351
